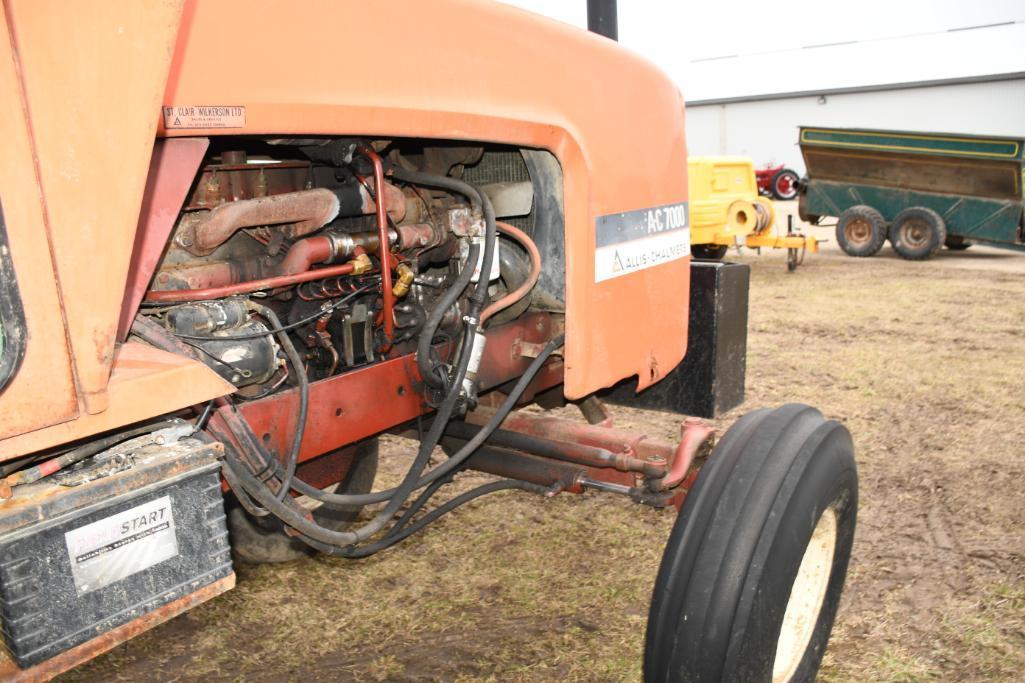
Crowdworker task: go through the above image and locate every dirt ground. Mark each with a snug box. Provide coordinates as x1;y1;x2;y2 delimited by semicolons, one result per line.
66;204;1025;682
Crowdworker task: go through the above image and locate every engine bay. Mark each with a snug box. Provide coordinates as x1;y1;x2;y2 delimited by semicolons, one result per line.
143;140;561;400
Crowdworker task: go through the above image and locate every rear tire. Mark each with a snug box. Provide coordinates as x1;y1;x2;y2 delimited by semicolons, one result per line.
228;439;379;564
890;207;945;260
836;205;886;257
771;169;799;200
644;404;858;683
692;244;728;260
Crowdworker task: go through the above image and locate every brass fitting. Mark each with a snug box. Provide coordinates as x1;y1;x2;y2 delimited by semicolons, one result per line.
392;262;415;298
348;252;373;275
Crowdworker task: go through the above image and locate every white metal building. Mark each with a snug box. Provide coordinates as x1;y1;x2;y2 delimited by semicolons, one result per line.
682;19;1025;174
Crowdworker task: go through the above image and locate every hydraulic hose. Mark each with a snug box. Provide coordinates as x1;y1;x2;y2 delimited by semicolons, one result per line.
223;286;482;546
227;334;471;545
469;190;498;310
247;303;309;502
300;479;548;559
417;241;480;388
389;166;494;389
421;187;497;391
263;333;565;507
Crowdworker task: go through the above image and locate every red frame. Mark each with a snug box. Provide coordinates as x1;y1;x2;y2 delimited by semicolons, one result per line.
232;313;563;478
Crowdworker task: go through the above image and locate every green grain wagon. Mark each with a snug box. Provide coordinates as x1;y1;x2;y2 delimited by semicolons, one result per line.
797;126;1025;260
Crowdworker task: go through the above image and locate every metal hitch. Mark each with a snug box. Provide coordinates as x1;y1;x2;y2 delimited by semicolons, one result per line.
450;402;715;508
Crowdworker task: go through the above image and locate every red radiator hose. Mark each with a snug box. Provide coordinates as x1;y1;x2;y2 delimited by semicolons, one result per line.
481;221;541;324
277;235;333;276
359;147;394;350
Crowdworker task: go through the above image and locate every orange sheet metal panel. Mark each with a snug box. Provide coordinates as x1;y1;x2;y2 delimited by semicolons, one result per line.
6;0;185;414
163;0;691;399
0;5;79;438
0;342;235;461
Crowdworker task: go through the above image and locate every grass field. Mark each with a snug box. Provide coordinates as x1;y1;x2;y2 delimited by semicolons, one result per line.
67;213;1025;682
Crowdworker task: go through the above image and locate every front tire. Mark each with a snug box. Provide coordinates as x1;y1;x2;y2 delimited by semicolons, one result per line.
644;404;857;683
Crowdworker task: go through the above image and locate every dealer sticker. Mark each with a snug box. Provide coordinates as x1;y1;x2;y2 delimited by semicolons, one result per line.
163;105;246;129
594;202;690;282
64;495;179;594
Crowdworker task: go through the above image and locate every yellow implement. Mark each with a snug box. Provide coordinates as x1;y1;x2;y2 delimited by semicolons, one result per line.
688;156;817;270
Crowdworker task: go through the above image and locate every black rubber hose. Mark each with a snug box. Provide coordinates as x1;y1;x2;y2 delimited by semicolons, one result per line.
247;303;309;503
469;190;498;309
442;189;497;387
218;444;270;518
384;473;455;538
223;452;363;546
298;479;548;559
421;187;498;392
388;167;481;214
417;241;480;388
389;167;494;390
222;333;472;546
265;333;564;507
498;237;530;292
222;293;481;545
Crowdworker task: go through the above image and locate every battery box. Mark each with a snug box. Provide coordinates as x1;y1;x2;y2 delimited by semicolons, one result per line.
0;437;233;669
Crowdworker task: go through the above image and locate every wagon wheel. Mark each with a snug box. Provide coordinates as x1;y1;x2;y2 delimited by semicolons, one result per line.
770;168;799;201
787;247;799;272
645;404;858;683
227;439;379;563
835;205;886;257
890;207;946;260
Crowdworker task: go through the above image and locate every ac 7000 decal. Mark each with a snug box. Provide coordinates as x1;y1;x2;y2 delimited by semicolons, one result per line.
594;202;689;282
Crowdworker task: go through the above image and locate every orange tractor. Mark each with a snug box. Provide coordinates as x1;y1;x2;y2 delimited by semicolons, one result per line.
0;1;857;680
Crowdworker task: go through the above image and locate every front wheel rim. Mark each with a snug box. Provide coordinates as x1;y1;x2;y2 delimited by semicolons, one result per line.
772;507;838;683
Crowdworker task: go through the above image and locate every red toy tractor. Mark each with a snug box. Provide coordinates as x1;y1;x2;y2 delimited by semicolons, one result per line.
756;164;800;201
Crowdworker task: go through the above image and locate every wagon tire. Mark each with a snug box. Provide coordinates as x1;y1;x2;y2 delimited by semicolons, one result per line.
771;169;799;200
890;207;946;260
835;205;886;257
692;244;729;260
644;404;858;683
228;439;379;564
